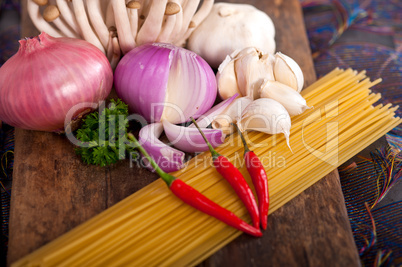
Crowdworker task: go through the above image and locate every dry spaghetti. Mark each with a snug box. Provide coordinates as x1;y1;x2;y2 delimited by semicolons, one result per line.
12;68;401;267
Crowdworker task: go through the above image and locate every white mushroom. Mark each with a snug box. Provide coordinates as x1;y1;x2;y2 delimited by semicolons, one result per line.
187;2;276;69
27;0;63;37
167;0;183;42
126;1;141;42
179;0;214;46
55;0;81;35
87;0;109;49
72;0;105;52
26;0;216;64
176;0;198;39
156;1;181;43
43;4;79;38
110;33;121;70
136;0;167;45
112;0;136;53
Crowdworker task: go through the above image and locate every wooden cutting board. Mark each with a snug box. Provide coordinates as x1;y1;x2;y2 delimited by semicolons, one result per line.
7;0;361;266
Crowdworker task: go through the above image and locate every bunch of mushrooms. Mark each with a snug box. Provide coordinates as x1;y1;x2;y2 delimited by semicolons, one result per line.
27;0;214;68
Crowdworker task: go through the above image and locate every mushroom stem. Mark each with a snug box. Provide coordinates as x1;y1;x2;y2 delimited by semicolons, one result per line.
137;0;149;27
105;1;115;28
136;0;167;45
106;29;115;62
178;0;198;38
161;0;182;42
27;0;63;37
156;2;179;42
112;0;136;54
182;0;214;41
55;0;81;35
87;0;109;49
43;4;79;38
126;1;141;43
110;35;121;70
71;0;105;53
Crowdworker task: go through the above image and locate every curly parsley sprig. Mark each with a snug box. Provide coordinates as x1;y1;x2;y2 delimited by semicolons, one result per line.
75;99;136;166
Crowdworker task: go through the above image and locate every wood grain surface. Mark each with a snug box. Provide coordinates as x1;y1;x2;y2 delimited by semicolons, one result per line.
7;0;361;266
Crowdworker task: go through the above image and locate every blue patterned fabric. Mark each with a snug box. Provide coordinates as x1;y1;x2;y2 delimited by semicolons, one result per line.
0;0;19;261
301;0;402;265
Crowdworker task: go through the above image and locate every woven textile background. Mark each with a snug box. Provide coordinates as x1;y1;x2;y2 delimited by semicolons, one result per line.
0;0;401;266
301;0;402;265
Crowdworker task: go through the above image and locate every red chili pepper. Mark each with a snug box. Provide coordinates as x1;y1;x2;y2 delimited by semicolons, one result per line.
127;133;262;237
236;126;270;230
170;179;262;236
191;118;260;230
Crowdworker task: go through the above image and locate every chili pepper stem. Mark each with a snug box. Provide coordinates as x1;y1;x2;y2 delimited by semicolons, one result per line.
233;123;251;156
127;133;175;186
190;117;220;159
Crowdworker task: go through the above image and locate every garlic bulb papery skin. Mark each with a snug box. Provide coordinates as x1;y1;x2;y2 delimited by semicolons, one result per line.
237;98;292;149
212;96;253;135
259;80;310;116
217;47;275;100
273;52;304;92
187;3;276;69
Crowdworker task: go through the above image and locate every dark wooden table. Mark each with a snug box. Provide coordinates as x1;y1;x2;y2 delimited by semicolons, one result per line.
7;0;361;266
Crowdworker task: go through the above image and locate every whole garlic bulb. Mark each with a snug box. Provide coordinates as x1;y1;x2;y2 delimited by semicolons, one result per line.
217;48;304;101
187;3;276;69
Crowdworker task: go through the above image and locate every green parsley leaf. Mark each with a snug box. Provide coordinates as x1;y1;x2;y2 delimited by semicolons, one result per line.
75;99;135;166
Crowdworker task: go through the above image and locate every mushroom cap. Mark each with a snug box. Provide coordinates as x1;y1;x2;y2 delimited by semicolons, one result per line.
43;5;60;22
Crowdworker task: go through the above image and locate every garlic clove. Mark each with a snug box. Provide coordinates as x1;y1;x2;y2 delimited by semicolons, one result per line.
212;96;253;134
237;98;292;150
216;55;242;100
216;47;276;101
273;52;304;92
259;80;311;116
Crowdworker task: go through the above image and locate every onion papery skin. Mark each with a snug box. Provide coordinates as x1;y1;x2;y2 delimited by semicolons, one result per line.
138;122;185;173
0;32;113;132
114;43;217;124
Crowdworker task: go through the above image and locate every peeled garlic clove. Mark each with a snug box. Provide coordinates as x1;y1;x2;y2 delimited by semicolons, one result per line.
273;52;304;92
212;96;253;134
216;55;242;100
259;80;310;116
237;98;292;150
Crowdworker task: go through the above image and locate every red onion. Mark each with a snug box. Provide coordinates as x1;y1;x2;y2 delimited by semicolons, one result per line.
113;43;217;124
0;32;113;132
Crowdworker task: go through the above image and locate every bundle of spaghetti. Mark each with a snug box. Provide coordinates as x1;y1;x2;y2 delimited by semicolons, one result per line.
12;68;401;267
